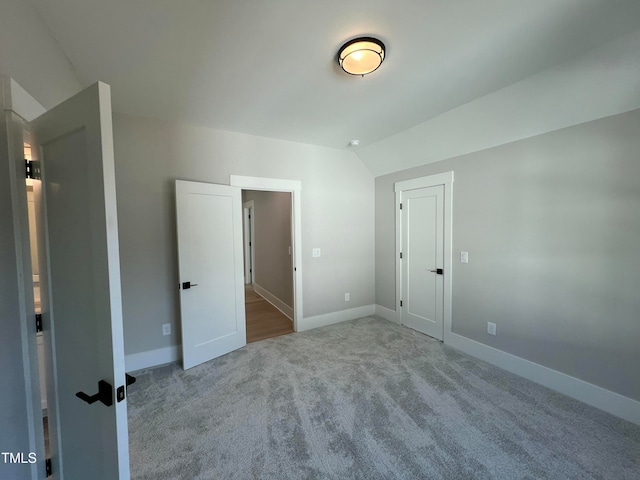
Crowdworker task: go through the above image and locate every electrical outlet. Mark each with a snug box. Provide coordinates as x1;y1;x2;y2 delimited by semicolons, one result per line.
162;324;171;336
487;322;496;336
312;248;321;257
461;251;469;263
345;293;350;301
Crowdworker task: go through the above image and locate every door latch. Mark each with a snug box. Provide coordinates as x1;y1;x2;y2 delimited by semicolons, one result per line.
116;374;137;403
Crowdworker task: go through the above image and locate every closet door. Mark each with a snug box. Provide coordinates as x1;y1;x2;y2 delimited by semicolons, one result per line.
401;185;444;340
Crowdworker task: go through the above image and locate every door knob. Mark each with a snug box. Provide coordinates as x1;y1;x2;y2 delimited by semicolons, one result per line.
182;281;199;289
429;268;444;275
76;380;113;407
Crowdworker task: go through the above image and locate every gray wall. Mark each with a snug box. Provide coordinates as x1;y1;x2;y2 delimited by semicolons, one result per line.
113;112;375;355
375;109;640;401
243;191;293;307
0;0;81;109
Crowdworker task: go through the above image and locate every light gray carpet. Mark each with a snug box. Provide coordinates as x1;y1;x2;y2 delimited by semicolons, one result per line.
127;317;640;479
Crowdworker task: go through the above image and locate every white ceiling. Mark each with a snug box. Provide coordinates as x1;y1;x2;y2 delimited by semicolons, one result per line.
29;0;640;150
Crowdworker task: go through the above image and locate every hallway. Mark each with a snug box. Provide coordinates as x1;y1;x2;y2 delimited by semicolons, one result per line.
245;285;293;343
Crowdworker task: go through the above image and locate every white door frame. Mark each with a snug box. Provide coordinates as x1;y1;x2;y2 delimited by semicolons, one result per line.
242;200;255;284
230;175;302;332
395;171;454;343
1;76;45;480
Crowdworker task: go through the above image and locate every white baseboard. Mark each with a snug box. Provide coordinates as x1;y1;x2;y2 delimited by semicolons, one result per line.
446;332;640;426
299;304;375;332
125;345;181;372
253;283;294;321
375;304;400;324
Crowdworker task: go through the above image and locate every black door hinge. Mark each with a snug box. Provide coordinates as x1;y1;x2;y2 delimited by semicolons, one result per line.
25;160;41;180
400;203;402;209
35;314;43;333
400;300;403;307
46;458;51;476
400;252;403;259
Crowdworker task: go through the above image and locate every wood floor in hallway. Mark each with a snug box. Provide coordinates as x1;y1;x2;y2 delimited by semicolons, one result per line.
245;285;293;343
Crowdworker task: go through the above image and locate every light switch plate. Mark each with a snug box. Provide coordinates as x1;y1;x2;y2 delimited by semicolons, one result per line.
312;248;321;257
461;251;469;263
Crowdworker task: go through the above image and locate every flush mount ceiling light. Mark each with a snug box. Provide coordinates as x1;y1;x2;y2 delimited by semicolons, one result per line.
338;37;385;76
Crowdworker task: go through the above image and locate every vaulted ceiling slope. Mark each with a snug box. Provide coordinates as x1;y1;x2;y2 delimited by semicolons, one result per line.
29;0;640;156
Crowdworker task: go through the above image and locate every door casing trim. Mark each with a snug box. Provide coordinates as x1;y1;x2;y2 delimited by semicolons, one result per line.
230;175;302;332
242;200;255;285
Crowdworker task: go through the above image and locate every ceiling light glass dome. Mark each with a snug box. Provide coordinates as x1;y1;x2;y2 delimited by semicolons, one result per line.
338;37;385;76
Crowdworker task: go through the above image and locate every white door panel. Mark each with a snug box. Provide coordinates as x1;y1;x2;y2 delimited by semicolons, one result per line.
402;185;444;339
32;82;129;479
176;180;246;370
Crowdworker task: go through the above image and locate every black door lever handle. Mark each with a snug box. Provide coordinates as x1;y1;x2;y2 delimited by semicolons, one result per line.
76;380;113;407
182;281;198;289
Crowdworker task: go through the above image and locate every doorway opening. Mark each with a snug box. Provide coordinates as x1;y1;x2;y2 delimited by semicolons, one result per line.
24;130;51;462
241;191;294;343
230;174;303;336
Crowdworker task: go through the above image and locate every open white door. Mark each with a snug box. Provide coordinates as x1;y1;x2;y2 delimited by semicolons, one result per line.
32;82;130;479
176;180;246;370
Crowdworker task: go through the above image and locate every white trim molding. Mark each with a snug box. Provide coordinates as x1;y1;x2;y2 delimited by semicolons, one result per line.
447;332;640;426
230;175;302;332
253;283;294;321
375;304;399;324
299;305;375;332
230;175;301;192
394;171;454;193
0;75;46;121
125;345;181;372
242;200;255;284
394;171;454;342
